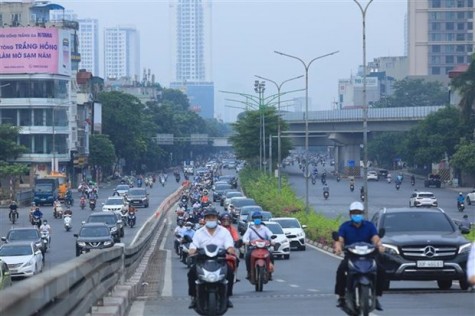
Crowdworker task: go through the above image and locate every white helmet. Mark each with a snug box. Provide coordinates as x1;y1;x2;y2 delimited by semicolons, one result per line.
349;201;364;212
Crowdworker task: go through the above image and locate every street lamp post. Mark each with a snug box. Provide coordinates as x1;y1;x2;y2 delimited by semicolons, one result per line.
254;80;266;172
274;50;339;213
353;0;373;216
255;74;304;191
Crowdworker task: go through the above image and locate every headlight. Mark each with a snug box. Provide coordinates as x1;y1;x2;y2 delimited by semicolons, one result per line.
382;243;400;255
104;241;112;246
201;270;225;283
78;242;86;247
25;257;35;267
458;242;472;254
111;227;117;232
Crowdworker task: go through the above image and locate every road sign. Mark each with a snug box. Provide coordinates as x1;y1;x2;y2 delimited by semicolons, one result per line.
156;133;174;145
191;134;208;145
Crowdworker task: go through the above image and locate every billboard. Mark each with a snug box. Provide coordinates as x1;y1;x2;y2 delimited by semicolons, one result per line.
0;27;70;75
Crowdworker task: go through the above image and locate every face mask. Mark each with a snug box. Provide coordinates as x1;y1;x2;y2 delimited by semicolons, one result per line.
205;220;218;229
351;214;364;223
254;218;262;225
186;227;192;231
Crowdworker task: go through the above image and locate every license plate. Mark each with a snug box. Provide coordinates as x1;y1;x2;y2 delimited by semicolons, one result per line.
417;260;443;268
41;198;46;201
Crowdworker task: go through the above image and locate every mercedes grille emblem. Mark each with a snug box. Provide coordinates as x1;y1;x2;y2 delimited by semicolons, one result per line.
423;246;436;257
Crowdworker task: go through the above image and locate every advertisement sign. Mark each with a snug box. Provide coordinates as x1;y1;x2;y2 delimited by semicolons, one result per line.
0;27;70;75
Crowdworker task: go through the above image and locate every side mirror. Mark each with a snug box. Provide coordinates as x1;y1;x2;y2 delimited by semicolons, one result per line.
101;203;105;206
302;225;308;229
1;237;6;242
331;231;339;242
271;235;277;239
378;228;386;238
81;221;86;225
73;234;78;238
460;227;471;235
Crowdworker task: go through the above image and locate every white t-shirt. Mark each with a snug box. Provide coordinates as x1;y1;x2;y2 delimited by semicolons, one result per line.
190;225;234;251
242;224;273;243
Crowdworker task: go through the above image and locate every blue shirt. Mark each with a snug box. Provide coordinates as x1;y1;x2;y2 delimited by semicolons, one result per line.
338;220;377;245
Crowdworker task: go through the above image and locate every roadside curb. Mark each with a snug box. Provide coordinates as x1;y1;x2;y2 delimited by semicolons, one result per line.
305;238;343;258
86;185;186;316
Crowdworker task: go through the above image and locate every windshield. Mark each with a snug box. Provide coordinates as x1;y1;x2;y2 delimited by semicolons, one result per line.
382;212;454;233
0;245;33;256
7;230;39;241
106;199;124;206
215;184;232;191
266;223;284;234
128;189;146;195
35;184;53;192
241;206;263;213
233;199;256;207
80;227;110;237
88;216;116;225
226;192;242;198
418;193;434;198
116;185;129;191
273;219;301;229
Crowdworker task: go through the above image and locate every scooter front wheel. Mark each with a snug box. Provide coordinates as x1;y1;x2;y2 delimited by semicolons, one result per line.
207;291;217;316
358;284;371;316
255;266;265;292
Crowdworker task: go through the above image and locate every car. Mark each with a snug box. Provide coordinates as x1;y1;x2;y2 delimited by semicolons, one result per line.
1;227;46;255
0;259;12;289
218;175;238;189
102;196;128;215
367;170;379;181
0;241;43;277
213;182;232;202
424;174;441;188
466;189;475;205
74;223;115;257
270;217;307;250
372;207;472;290
85;212;123;242
238;211;272;235
222;191;243;208
409;191;438;207
264;221;291;259
227;161;237;169
378;169;389;178
236;205;262;227
114;184;130;196
228;197;257;220
125;187;149;208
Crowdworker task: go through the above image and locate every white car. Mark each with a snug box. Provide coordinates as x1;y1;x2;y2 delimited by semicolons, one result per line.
466;190;475;205
270;217;307;251
102;196;128;215
409;191;438;207
0;241;43;277
264;221;290;259
367;171;379;181
114;184;130;196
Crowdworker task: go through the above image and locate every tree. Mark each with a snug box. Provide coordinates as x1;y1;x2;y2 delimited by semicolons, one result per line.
451;140;475;175
450;53;475;134
367;132;406;168
88;134;117;174
230;107;292;166
0;124;27;161
373;78;448;108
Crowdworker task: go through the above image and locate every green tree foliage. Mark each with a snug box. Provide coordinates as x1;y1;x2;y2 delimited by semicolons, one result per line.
368;132;406;168
451;141;475;175
230;107;292;166
0;124;27;161
88;134;117;173
373;78;448;108
401;106;462;167
450;53;475;134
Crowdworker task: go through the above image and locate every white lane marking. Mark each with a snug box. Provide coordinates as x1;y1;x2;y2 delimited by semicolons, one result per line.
158;218;169;250
289;284;299;288
307;289;320;292
275;279;286;283
128;300;145;316
306;242;343;260
160;220;173;297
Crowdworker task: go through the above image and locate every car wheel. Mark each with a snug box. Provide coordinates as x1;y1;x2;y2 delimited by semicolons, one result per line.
300;245;306;251
284;254;290;260
120;229;125;237
468;197;472;205
382;279;390;291
76;248;80;257
115;237;121;243
459;277;470;290
437;280;452;290
145;203;149;208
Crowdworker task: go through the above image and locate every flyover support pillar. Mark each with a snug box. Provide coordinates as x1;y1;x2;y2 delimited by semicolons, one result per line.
339;144;361;177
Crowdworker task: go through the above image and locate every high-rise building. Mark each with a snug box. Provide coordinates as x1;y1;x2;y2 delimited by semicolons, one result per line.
104;26;140;80
408;0;475;76
170;0;214;119
78;19;99;75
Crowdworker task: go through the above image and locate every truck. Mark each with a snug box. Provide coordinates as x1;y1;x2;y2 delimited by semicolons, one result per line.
424;174;442;188
33;172;69;205
183;161;194;175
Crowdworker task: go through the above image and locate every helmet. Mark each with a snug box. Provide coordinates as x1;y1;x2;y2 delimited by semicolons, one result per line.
203;208;219;217
251;211;263;219
177;220;184;226
349;201;364;212
459;192;463;195
203;190;209;196
31;202;36;206
185;221;193;227
220;213;232;222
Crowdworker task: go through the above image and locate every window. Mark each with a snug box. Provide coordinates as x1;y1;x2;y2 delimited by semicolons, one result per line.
33;135;45;154
432;45;441;53
457;56;465;63
457;44;465;52
432;67;441;75
431;0;441;7
446;0;456;7
431;55;441;64
457;11;465;19
446;55;454;63
432;22;441;31
1;109;17;125
19;109;32;126
19;135;31;153
456;33;465;41
457;0;465;7
446;22;454;30
33;109;44;126
457;22;465;30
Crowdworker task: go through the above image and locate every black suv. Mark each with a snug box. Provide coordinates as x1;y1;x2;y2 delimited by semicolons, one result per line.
212;181;232;202
372;207;472;290
424;174;442;188
126;188;149;208
85;212;123;242
1;227;46;256
74;223;114;256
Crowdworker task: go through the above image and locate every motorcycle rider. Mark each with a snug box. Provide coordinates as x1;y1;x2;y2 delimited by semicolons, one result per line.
334;201;384;311
32;207;43;227
323;184;330;198
40;219;52;245
242;211;274;280
460;214;471;231
182;221;195;239
457;192;465;208
9;200;19;221
410;174;415;185
174;220;185;255
220;213;239;244
187;208;235;309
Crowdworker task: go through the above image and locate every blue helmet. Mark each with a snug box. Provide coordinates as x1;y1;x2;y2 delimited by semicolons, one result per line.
251;211;262;219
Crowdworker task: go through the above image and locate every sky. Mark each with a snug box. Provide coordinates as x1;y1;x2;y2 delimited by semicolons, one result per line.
55;0;407;122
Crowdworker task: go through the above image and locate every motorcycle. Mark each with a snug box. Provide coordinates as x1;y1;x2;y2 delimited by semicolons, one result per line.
458;202;465;212
79;197;86;210
411;179;415;186
89;199;96;211
350;184;355;192
324;191;329;200
160;177;166;187
336;175;341;182
311;174;317;185
332;232;378;316
121;209;128;227
32;215;42;228
180;235;193;268
248;239;273;292
54;205;64;219
192;244;229;316
387;177;392;184
40;230;50;251
395;183;400;190
127;211;136;228
64;215;72;232
360;193;365;202
176;176;181;183
9;210;18;224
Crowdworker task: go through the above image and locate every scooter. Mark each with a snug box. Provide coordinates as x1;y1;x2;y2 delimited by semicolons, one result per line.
89;199;96;211
180;235;193;268
360;193;365;202
311;174;317;185
350;184;355;192
80;197;86;210
387;177;392;184
323;191;329;200
336;175;341;182
64;214;72;232
32;215;42;228
395;183;400;190
127;211;136;228
40;231;50;251
332;233;378;316
192;244;229;316
458;202;465;212
248;239;273;292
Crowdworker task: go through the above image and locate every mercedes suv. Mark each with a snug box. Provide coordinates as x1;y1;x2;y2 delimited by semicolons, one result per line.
371;207;472;290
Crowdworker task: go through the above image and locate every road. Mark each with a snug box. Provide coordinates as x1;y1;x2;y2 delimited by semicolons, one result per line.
127;169;475;316
0;178;181;276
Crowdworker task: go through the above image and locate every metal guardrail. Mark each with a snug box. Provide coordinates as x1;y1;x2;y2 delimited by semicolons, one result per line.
0;185;185;316
282;105;445;122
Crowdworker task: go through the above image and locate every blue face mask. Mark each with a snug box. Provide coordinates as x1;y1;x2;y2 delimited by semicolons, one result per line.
205;220;217;229
351;214;364;223
254;218;262;225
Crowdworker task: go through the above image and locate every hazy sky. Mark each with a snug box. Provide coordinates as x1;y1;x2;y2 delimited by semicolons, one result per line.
57;0;407;122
